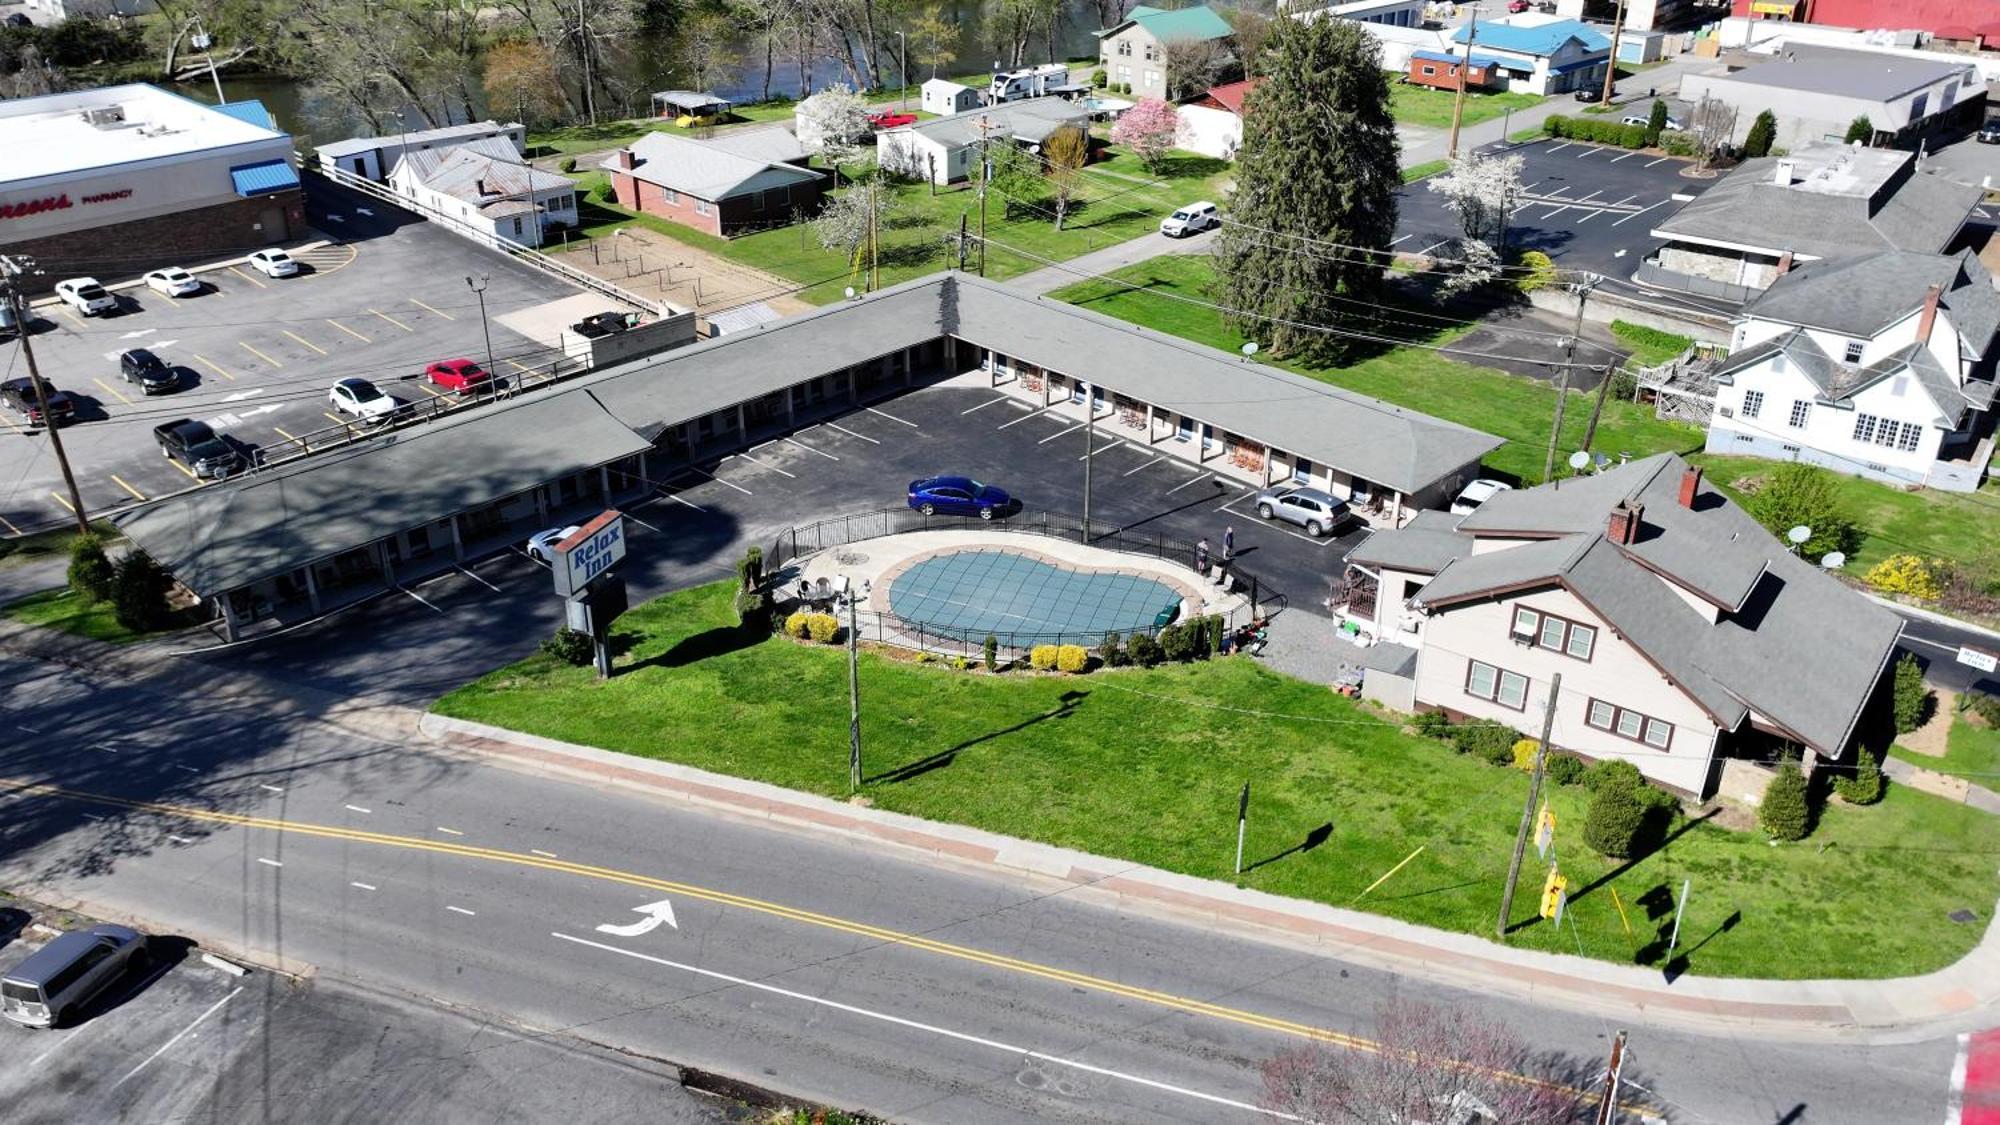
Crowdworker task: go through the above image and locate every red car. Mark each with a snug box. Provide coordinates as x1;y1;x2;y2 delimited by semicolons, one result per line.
425;358;491;393
867;109;918;130
1507;0;1531;10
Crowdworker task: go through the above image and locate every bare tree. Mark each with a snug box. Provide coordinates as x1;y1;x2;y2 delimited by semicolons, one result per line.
676;9;742;95
0;44;67;99
1688;95;1736;172
1043;125;1089;229
738;0;798;103
1259;1000;1586;1125
1163;37;1228;100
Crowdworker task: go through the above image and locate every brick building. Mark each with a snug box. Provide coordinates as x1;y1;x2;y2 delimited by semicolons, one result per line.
601;128;824;238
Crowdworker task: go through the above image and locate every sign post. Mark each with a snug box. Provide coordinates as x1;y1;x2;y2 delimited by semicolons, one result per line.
552;510;628;679
1234;782;1250;877
1955;646;1998;676
1661;877;1692;982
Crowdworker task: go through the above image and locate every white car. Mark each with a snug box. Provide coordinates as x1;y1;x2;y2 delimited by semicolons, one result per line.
1622;114;1683;132
143;267;202;298
328;377;397;423
1160;201;1219;238
54;277;117;316
1450;478;1514;515
525;525;581;564
247;249;300;278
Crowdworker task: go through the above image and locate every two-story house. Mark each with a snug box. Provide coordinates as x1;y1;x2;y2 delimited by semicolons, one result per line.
1344;454;1903;797
1706;249;2000;491
1096;4;1235;100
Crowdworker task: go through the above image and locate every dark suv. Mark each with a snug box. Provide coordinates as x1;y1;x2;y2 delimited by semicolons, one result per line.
0;375;76;426
1979;119;2000;145
119;348;181;395
154;418;243;479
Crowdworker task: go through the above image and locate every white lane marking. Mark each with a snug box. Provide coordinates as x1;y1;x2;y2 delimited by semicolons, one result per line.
457;567;503;593
726;451;796;478
1644;155;1671;167
960;396;1009;415
92;743;118;754
551;933;1291;1120
1076;438;1122;461
1123;455;1166;476
260;784;284;794
531;849;559;858
865;406;918;428
1539;205;1573;220
1572;190;1603;205
1611;198;1669;227
624;513;662;535
174;765;199;773
168;835;193;844
396;586;444;613
1609;151;1636;163
350;882;377;891
345;804;372;814
1946;1032;1969;1124
822;421;880;444
83;814;105;822
1547;142;1573;154
1609;194;1638;207
1388;234;1412;247
689;469;753;495
1413;239;1451;257
997;407;1053;430
19;724;41;734
662;491;705;511
1166;471;1215;495
436;826;464;836
1037;421;1086;444
114;986;244;1086
446;905;476;916
1575;209;1599;224
782;436;838;460
257;857;283;867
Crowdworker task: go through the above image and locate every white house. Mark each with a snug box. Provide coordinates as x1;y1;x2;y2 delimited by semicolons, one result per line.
388;137;578;249
920;79;982;116
1176;79;1259;160
1446;16;1611;96
878;99;1089;185
1706;250;2000;491
1343;455;1903;797
316;120;526;183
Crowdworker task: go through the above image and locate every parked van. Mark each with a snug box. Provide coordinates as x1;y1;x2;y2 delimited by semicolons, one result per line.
1;924;147;1028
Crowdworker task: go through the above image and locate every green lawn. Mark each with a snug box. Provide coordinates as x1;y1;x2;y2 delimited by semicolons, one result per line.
1050;256;1704;485
1891;708;2000;785
1388;82;1542;130
437;581;2000;980
1402;159;1449;183
1693;454;2000;573
0;523;111;572
1610;320;1694;367
2;587;197;644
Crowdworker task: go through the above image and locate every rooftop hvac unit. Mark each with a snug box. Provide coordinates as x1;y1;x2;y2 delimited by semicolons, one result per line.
81;105;128;128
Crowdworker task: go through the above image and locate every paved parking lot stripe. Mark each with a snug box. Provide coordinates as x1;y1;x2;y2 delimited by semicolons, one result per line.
397;586;444;613
282;329;329;356
324;411;349;426
273;426;298;441
728;451;796;478
690;468;753;495
866;405;919;427
114;985;244;1087
92;376;134;406
457;566;503;592
240;341;283;368
0;412;21;435
327;318;372;343
0;513;20;535
49;491;75;513
410;297;456;320
1038;421;1086;444
1644;156;1671;168
1076;437;1122;460
1414;239;1451;257
371;308;415;333
191;352;237;381
1609;151;1636;163
418;384;446;399
109;475;146;501
1611;199;1668;227
960;395;1009;414
1388;234;1411;247
997;407;1050;429
166;459;201;482
663;492;705;511
1165;471;1214;495
1123;454;1166;476
1546;142;1572;154
1610;194;1637;207
783;436;838;460
1573;190;1602;205
228;266;266;289
822;422;880;444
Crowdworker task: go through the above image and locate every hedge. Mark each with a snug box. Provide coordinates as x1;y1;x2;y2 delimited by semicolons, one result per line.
1540;114;1648;150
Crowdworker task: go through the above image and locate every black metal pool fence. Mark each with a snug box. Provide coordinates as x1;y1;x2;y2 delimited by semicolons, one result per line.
766;507;1286;658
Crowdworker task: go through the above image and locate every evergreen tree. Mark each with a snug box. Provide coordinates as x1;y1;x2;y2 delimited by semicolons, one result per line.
1744;109;1777;158
1843;115;1873;145
67;533;114;602
1212;14;1399;364
1645;99;1668;147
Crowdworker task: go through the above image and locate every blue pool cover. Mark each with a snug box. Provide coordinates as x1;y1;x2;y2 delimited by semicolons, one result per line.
887;550;1180;643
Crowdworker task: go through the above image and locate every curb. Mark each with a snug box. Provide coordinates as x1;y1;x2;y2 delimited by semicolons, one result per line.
17;888;316;981
419;712;2000;1043
1873;594;2000;646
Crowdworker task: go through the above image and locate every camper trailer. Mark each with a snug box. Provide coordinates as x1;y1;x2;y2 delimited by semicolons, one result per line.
988;64;1070;103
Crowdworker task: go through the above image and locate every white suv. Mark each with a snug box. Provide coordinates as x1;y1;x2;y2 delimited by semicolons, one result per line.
1161;201;1219;238
54;278;117;316
248;249;300;278
328;377;397;423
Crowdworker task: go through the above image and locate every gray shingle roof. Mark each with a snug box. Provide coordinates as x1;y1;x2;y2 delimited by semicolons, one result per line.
903;99;1088;148
606;131;822;201
1744;250;2000;347
1404;453;1902;755
704;126;808;165
1345;509;1468;574
1715;47;1973;103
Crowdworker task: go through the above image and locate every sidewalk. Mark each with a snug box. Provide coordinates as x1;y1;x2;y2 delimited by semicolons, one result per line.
421;709;2000;1045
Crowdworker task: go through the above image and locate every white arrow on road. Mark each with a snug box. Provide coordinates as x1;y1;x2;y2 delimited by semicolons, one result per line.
236;404;285;418
356;207;374;216
223;388;265;402
594;899;678;938
325;214;345;222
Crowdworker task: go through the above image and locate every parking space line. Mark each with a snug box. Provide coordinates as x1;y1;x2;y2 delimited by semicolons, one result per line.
114;985;244;1087
506;359;534;374
350;882;377;891
690;468;753;495
960;396;1009;415
457;566;502;592
166;459;200;482
822;422;880;444
281;330;328;356
1546;142;1572;154
1123;454;1166;476
0;513;20;535
0;413;20;435
49;492;75;513
58;306;86;328
370;308;415;333
1165;471;1214;495
227;266;265;289
273;426;298;441
109;475;146;501
1644;156;1671;167
1572;190;1602;205
1076;437;1122;460
866;406;918;427
323;411;348;426
410;298;455;320
782;436;838;460
1038;421;1086;444
418;384;445;399
1610;195;1638;207
1539;206;1572;220
997;407;1050;429
726;451;796;478
239;341;283;368
396;586;444;613
326;319;371;343
1611;199;1668;227
192;352;237;382
1609;151;1636;163
1413;240;1451;258
92;377;134;406
447;905;477;916
1388;234;1411;247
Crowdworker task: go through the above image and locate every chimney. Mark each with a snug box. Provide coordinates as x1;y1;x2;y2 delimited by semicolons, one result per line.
1606;501;1644;546
475;177;487;197
1776;250;1793;276
1772;159;1795;186
616;148;636;170
1678;464;1703;509
1917;282;1942;345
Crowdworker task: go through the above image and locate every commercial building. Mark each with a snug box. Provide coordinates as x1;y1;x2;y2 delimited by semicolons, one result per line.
1095;4;1236;100
1677;47;1984;150
0;84;302;286
315;120;527;183
1446;17;1612;96
877;99;1089;185
114;272;1500;639
387;137;579;249
1727;0;1997;44
602;128;824;237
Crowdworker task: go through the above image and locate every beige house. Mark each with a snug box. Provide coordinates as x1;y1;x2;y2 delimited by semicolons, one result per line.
1096;4;1235;100
1343;454;1902;797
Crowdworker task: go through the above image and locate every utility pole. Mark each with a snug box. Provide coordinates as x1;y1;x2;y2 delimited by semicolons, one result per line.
1599;0;1629;106
1446;5;1479;160
868;184;880;291
2;259;89;534
190;16;226;105
1595;1029;1628;1125
1498;671;1561;938
847;591;862;793
974;115;1001;277
1544;275;1595;483
956;212;968;271
1081;382;1094;543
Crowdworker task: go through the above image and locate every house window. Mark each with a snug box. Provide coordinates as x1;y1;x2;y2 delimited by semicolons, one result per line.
1465;660;1529;711
1421;64;1437;76
696;198;711;216
1843;339;1864;363
1741;390;1763;419
1891;376;1908;397
511;217;523;237
662;187;680;204
1896;421;1922;452
1292;457;1312;484
1787;400;1811;429
1586;697;1674;750
1118;65;1130;81
1117;40;1130;56
1509;606;1595;661
1144;44;1157;61
765;185;790;209
1853;413;1878;445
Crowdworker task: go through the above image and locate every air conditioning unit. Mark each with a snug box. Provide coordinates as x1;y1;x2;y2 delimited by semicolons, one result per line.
81;106;127;128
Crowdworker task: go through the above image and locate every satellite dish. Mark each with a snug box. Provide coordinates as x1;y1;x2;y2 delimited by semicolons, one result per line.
1241;342;1259;356
1820;551;1846;570
1786;525;1812;545
1567;450;1591;470
843;286;857;300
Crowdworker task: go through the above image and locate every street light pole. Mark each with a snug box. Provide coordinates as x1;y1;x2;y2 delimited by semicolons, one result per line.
897;31;908;112
466;274;495;390
191;17;225;105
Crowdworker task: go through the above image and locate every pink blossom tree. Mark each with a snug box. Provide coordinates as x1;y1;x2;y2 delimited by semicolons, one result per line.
1110;97;1182;175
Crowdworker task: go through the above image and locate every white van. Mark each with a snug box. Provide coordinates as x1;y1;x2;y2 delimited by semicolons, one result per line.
1160;201;1219;238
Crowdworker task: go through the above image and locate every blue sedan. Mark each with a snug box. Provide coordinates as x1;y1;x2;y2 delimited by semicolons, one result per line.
908;476;1012;520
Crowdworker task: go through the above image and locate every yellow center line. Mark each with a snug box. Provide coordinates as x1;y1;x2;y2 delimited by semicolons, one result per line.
166;459;201;482
239;341;283;368
0;512;19;535
409;298;455;321
370;308;414;333
109;475;147;501
228;265;267;289
49;492;75;513
92;377;134;407
192;353;237;382
326;319;371;343
282;330;328;356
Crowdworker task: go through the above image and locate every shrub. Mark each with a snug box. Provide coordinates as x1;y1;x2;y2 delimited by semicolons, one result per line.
1097;632;1126;668
1159;622;1197;662
914;650;934;663
1411;710;1453;739
1056;644;1090;673
1843;114;1872;145
983;634;998;672
1546;754;1585;786
951;654;970;671
1658;131;1697;156
784;611;813;639
1541;114;1566;137
541;627;594;666
1892;652;1931;734
1644;99;1667;147
1450;719;1520;764
1759;759;1811;841
1748;463;1860;562
1831;746;1885;805
1743;109;1776;158
734;590;768;629
1030;644;1059;670
806;613;840;644
1516;250;1557;293
1091;68;1107;88
110;550;172;633
1583;778;1647;857
735;546;764;591
1618;123;1647;148
559;156;577;174
67;534;114;602
1583;758;1642;793
1129;631;1163;667
1510;739;1539;771
1967;691;2000;728
1865;554;1943;602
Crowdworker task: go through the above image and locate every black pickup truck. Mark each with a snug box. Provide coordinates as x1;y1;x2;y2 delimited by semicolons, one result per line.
154;418;243;480
571;310;638;339
0;375;76;426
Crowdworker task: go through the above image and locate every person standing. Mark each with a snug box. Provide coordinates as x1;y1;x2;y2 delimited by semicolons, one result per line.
1223;525;1235;561
1195;538;1211;576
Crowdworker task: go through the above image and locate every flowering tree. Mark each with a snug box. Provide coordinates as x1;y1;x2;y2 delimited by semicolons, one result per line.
796;83;872;179
1426;151;1524;249
1111;97;1182;175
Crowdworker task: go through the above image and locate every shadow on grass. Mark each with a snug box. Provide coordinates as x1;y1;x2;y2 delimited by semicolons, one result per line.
1243;821;1333;873
1505;807;1717;935
1653;908;1743;980
868;689;1088;784
627;621;768;672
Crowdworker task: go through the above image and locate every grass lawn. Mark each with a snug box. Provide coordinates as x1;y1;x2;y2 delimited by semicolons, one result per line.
1050;256;1704;485
1388;82;1542;130
1402;159;1449;183
0;523;112;573
2;587;198;644
437;581;2000;979
1610;320;1693;367
1692;454;2000;573
1891;707;2000;785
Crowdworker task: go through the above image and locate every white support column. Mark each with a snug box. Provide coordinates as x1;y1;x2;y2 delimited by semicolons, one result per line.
217;596;240;643
735;403;747;440
451;515;465;562
600;464;612;499
376;541;396;587
847;367;858;403
536;486;550;523
1145;403;1157;445
303;566;322;615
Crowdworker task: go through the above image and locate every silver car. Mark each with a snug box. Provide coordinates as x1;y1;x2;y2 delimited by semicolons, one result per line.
1;923;148;1028
1251;485;1350;538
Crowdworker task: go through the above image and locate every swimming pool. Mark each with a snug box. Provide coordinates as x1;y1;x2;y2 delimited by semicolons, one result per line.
885;549;1182;644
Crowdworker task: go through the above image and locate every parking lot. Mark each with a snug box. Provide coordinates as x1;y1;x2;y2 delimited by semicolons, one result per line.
1395;138;1711;278
0;183;599;535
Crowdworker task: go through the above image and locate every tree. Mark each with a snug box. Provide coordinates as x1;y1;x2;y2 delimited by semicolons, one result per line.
1426;151;1524;248
1516;249;1558;293
676;8;741;97
67;534;114;602
909;3;959;77
1162;36;1227;100
1645;98;1668;147
110;550;173;634
1892;652;1932;734
812;176;892;278
796;82;872;182
1225;6;1274;76
1436;239;1500;298
738;0;797;103
1043;125;1089;229
483;39;567;127
1687;94;1735;171
1583;774;1647;858
1747;462;1860;561
1109;96;1181;174
1832;746;1885;805
1843;114;1874;145
1759;758;1811;841
1259;1000;1583;1125
1744;109;1777;158
1213;15;1400;364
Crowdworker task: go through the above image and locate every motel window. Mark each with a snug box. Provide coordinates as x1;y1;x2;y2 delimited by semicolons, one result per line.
1586;698;1673;750
1509;606;1595;661
1293;457;1312;484
1465;660;1529;711
662;187;680;204
1843;339;1864;364
1787;399;1811;429
1741;390;1763;419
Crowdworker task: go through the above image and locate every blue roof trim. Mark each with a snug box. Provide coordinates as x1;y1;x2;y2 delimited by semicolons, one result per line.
1411;49;1507;68
212;99;276;130
1453;19;1611;56
1549;56;1609;74
230;159;300;196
